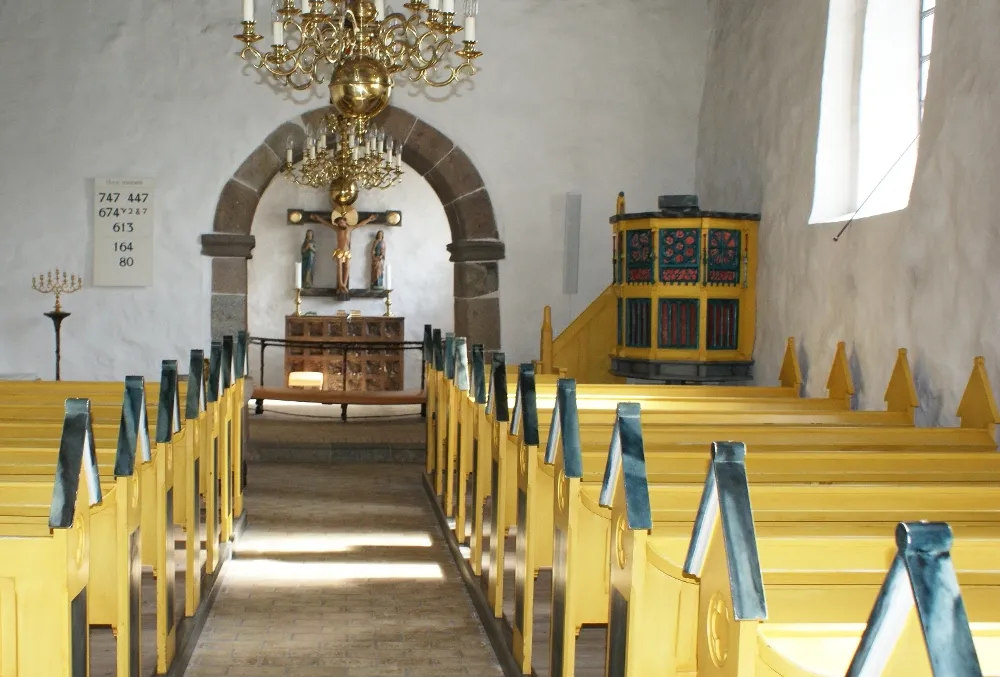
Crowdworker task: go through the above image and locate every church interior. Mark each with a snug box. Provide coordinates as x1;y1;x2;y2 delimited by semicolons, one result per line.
2;0;1000;675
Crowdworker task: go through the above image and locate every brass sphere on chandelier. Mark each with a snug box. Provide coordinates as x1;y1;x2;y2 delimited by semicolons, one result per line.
329;56;393;119
329;176;361;206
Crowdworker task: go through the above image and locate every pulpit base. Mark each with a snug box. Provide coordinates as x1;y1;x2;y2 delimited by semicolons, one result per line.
609;356;754;384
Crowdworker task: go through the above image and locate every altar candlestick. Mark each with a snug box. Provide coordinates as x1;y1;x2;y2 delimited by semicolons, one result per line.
243;0;255;22
294;262;302;290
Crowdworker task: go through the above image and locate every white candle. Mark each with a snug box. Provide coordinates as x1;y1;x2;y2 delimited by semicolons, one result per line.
385;264;392;290
374;0;384;18
464;15;475;40
443;0;454;13
243;0;254;22
294;262;302;289
429;0;439;10
272;20;284;44
309;144;316;160
302;0;311;13
286;147;293;164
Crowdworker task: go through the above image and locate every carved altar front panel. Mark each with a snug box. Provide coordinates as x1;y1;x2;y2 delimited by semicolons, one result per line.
284;315;405;392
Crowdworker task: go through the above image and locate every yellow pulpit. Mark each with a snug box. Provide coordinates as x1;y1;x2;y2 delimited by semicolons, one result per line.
610;195;758;382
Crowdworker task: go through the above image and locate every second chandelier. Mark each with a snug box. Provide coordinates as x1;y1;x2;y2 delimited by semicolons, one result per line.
282;114;404;206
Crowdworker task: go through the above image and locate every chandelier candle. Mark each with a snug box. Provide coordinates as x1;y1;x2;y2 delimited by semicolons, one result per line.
244;0;254;22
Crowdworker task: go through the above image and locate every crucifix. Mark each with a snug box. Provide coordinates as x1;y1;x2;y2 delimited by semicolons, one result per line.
287;207;402;299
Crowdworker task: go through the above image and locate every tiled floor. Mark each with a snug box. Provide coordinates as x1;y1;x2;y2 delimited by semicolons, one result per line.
183;463;503;677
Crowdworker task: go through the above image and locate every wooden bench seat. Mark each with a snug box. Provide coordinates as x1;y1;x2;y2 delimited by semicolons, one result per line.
516;357;999;677
0;400;100;677
0;392;152;677
456;339;820;578
0;337;248;677
604;432;1000;677
755;622;1000;676
430;335;808;530
0;350;234;677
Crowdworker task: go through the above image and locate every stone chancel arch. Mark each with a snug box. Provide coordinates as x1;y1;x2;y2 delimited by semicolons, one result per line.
202;104;505;353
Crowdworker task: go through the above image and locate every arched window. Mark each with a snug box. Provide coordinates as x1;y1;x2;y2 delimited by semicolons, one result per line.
809;0;935;224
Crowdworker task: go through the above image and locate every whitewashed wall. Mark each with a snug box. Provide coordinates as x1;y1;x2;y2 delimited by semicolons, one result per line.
247;166;452;389
0;0;708;380
696;0;1000;425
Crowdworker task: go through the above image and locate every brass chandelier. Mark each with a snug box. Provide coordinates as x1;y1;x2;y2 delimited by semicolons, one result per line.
236;0;482;94
236;0;482;205
283;113;404;204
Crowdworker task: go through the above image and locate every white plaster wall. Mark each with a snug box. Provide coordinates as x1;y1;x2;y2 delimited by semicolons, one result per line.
247;164;452;389
695;0;1000;425
0;0;708;379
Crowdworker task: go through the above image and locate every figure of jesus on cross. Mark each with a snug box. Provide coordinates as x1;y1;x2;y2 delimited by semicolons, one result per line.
310;211;377;293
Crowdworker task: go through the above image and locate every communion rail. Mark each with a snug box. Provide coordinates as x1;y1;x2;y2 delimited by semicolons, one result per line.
249;335;427;419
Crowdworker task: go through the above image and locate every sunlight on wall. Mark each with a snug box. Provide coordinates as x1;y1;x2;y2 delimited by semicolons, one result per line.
810;0;922;224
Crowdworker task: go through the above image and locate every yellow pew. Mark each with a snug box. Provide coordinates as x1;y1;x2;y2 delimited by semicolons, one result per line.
431;333;806;497
535;358;999;677
0;399;101;677
467;337;812;589
0;386;148;677
607;438;1000;677
496;350;922;666
0;364;187;674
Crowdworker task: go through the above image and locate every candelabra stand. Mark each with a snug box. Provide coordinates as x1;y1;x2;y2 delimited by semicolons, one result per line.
383;290;394;317
294;288;303;316
44;310;71;381
32;269;83;381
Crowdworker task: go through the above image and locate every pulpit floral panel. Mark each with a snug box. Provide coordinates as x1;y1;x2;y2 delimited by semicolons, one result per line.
625;230;654;283
706;229;741;285
658;229;701;284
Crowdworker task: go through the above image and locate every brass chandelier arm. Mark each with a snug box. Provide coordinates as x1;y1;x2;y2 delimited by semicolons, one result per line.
235;0;481;92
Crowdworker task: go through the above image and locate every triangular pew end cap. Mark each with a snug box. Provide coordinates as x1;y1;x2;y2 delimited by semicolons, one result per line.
825;340;855;405
883;348;919;419
778;337;803;392
956;356;1000;431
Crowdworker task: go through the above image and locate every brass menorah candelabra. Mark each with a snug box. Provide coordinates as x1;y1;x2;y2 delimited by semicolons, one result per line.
32;268;83;313
31;268;83;381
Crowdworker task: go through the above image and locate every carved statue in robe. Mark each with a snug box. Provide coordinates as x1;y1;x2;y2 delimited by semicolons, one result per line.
310;212;376;293
300;229;317;288
371;230;387;289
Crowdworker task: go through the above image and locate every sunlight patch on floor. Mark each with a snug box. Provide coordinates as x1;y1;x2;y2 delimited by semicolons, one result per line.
225;559;444;585
234;531;434;554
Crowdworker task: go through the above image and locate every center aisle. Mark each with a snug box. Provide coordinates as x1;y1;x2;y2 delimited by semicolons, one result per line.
183;463;504;677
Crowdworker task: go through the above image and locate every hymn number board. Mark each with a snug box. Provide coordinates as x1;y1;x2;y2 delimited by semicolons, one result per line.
92;178;154;287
